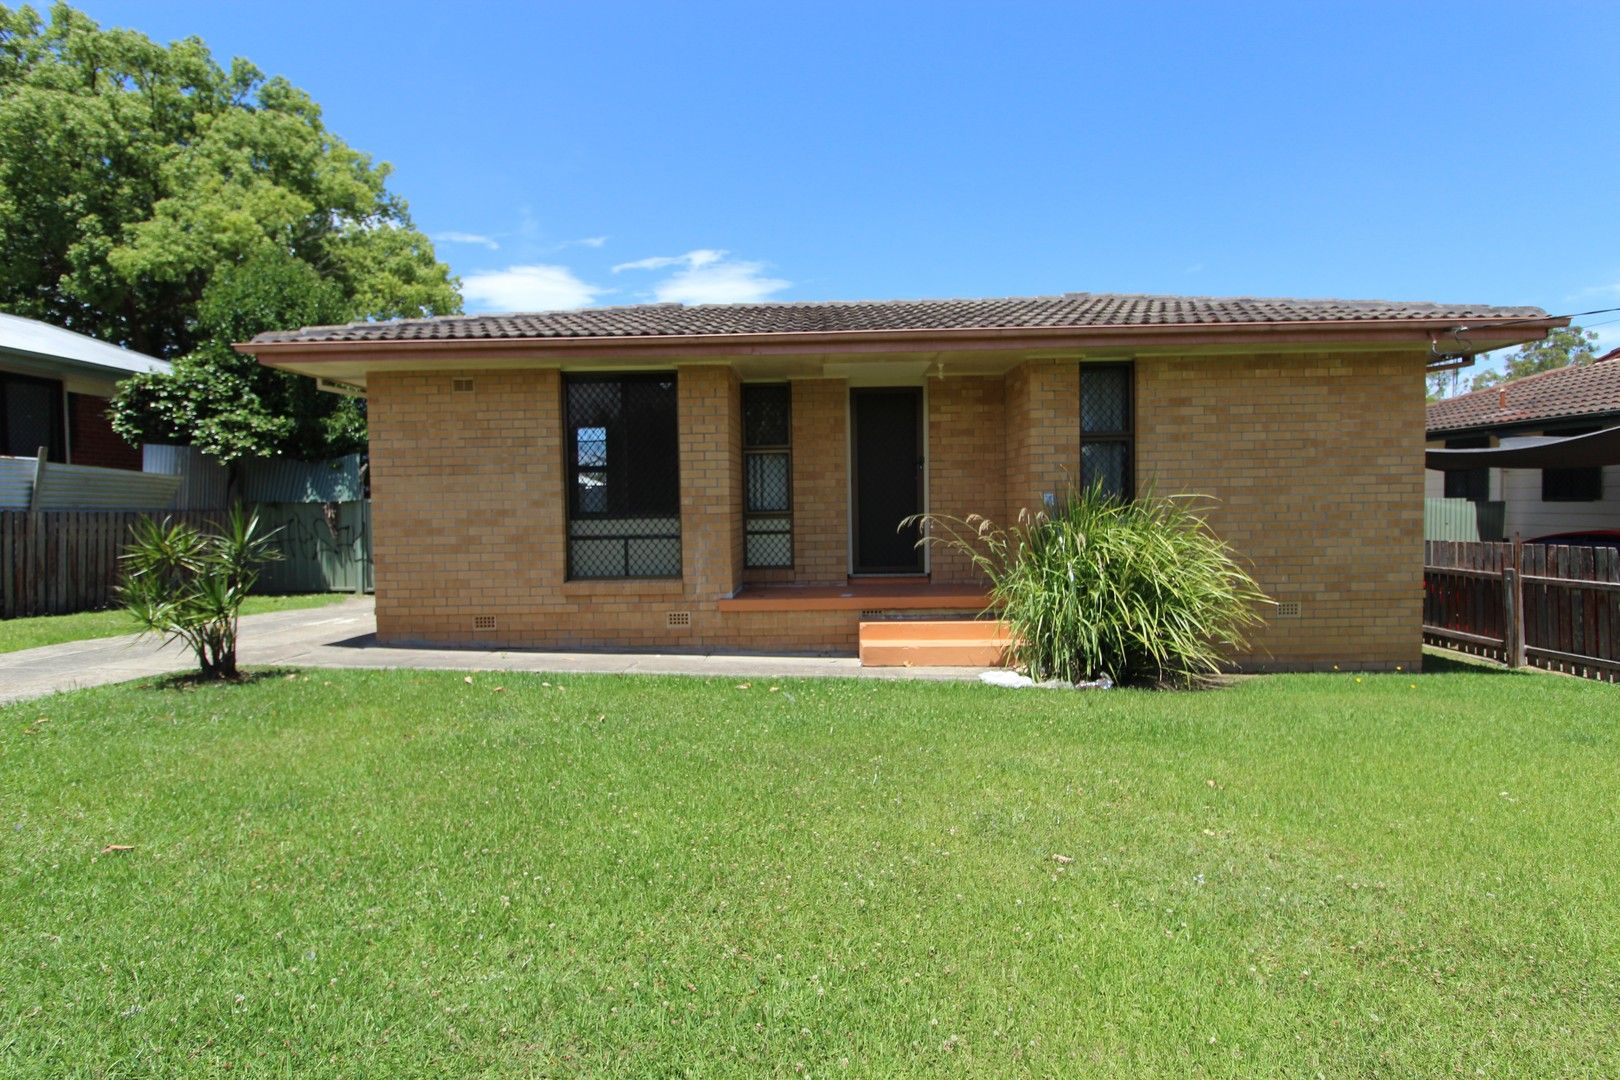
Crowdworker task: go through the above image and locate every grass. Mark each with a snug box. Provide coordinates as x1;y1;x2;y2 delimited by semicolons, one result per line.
0;593;350;654
1;662;1616;1076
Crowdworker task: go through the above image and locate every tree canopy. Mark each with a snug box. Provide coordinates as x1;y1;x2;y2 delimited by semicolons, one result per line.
0;2;461;461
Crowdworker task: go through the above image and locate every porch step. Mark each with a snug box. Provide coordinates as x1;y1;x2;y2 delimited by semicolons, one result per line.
859;619;1014;668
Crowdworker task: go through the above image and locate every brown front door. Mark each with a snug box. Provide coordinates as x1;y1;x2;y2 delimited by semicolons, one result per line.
851;387;924;574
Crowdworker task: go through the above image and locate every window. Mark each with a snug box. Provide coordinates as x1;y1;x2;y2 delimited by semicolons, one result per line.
743;383;792;568
1541;425;1603;503
564;374;681;578
1;373;65;461
1080;363;1133;500
1442;436;1490;502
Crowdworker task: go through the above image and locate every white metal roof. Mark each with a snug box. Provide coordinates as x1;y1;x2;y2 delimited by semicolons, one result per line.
0;311;168;376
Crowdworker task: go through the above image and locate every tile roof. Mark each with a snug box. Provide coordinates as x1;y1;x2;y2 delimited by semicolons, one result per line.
250;292;1547;346
1426;357;1620;434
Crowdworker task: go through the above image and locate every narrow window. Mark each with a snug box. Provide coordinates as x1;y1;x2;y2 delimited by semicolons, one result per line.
1442;436;1490;502
564;374;681;578
1080;363;1133;500
743;383;792;568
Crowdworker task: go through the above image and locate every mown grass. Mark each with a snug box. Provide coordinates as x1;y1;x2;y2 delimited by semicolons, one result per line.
0;593;350;654
1;662;1616;1076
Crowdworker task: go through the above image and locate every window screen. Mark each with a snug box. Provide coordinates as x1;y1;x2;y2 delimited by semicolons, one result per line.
1442;436;1490;502
1541;425;1603;503
1080;363;1133;500
1;374;65;461
743;383;792;568
564;374;681;578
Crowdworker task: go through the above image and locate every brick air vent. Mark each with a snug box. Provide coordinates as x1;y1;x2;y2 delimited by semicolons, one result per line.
472;614;497;631
666;611;692;628
452;377;475;393
1276;601;1302;618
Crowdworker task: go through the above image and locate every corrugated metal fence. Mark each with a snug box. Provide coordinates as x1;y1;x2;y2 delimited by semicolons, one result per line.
1;502;370;619
1424;540;1620;682
1424;497;1506;542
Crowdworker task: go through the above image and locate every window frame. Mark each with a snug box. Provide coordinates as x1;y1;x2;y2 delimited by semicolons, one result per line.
1442;436;1490;502
0;371;66;462
1079;362;1135;501
742;382;794;569
562;372;682;580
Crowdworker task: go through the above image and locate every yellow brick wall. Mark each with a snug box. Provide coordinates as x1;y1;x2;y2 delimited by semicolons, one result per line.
367;351;1426;668
926;374;1007;583
1134;351;1426;671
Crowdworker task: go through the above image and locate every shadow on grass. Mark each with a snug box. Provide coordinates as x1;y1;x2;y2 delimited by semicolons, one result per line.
1421;648;1517;676
138;667;300;693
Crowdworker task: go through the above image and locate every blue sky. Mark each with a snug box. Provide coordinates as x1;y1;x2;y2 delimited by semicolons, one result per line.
76;1;1620;368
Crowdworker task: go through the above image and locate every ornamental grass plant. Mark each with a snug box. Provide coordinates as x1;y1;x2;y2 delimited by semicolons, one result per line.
913;485;1270;685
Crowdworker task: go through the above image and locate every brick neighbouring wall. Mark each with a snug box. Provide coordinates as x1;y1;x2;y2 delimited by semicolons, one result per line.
742;378;850;586
925;374;1006;584
1134;350;1426;672
367;366;864;652
67;393;141;470
1003;361;1080;520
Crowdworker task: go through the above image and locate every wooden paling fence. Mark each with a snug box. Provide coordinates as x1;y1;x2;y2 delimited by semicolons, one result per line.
1;510;225;619
1424;540;1620;683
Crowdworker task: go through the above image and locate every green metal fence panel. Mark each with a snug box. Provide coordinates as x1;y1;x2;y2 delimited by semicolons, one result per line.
254;500;372;594
1425;498;1505;542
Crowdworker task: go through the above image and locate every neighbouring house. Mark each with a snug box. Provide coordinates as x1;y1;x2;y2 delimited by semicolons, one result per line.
1426;350;1620;541
239;292;1561;670
0;311;165;469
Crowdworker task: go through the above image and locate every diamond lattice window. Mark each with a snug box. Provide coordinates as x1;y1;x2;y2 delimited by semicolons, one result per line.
565;374;681;578
743;384;793;567
1080;364;1133;500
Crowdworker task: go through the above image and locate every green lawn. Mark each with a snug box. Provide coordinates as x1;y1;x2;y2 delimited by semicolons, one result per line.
2;663;1615;1077
0;593;350;654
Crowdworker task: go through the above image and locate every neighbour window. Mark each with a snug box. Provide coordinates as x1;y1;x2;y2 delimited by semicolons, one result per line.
1442;436;1490;502
1541;425;1603;503
564;374;681;578
743;383;793;568
1;372;65;461
1080;363;1133;500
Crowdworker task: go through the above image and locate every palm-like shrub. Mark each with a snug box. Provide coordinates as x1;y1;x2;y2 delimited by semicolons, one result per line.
118;506;281;680
913;486;1270;685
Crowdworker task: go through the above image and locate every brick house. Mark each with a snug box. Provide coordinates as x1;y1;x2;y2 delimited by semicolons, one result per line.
241;292;1561;670
1426;351;1620;541
1;311;164;469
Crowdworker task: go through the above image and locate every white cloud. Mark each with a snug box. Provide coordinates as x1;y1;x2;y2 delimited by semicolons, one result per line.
460;264;604;313
569;235;608;249
432;230;500;251
612;248;788;304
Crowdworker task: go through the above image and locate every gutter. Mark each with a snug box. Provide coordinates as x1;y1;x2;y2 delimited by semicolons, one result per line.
235;314;1567;363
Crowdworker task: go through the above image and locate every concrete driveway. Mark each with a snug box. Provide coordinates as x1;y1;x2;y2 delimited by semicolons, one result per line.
0;598;981;705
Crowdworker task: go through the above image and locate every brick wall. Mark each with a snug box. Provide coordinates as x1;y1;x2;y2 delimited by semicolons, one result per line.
366;351;1426;667
1134;350;1426;671
926;374;1006;583
67;393;141;470
368;366;863;652
1003;361;1080;519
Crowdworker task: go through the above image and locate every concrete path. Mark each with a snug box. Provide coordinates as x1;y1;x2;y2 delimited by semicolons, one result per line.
0;598;985;705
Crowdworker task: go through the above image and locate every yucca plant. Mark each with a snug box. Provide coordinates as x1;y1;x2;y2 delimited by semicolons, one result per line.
912;485;1270;686
118;505;281;680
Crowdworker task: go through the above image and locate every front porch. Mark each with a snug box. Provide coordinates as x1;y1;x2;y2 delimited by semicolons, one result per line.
717;579;991;613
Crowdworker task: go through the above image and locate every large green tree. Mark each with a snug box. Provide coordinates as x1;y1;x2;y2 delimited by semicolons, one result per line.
0;2;460;461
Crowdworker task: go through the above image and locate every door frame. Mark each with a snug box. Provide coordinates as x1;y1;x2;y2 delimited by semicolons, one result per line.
847;384;929;576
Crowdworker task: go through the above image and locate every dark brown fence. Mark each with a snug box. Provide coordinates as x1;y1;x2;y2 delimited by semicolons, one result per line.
1424;540;1620;683
1;510;224;619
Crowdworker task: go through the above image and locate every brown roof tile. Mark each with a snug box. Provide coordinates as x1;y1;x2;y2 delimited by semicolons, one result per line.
1426;357;1620;434
251;292;1546;346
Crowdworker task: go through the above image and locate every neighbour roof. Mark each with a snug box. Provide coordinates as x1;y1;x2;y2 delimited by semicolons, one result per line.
251;292;1549;346
1426;356;1620;434
0;311;168;376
